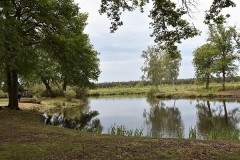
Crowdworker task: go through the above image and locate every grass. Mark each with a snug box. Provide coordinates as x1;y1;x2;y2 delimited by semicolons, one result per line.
189;126;197;140
108;125;144;137
88;86;149;96
206;130;240;140
89;82;240;98
1;108;240;159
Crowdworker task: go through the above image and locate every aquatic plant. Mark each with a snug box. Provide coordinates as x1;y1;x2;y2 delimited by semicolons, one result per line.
189;126;197;140
150;130;162;138
108;125;144;137
176;130;184;139
206;130;240;140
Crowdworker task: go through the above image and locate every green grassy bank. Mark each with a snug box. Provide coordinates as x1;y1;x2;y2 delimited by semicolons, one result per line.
1;108;240;160
89;82;240;98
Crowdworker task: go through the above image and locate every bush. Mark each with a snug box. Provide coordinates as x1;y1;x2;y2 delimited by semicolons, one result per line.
64;89;76;102
147;86;159;98
51;86;64;97
0;90;7;98
26;84;45;98
74;87;88;100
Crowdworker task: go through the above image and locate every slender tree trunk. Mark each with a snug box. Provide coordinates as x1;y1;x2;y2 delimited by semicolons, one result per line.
62;80;67;91
206;74;210;89
41;76;55;97
7;70;20;110
222;69;226;90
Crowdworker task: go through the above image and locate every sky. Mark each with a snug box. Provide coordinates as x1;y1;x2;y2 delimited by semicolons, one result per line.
75;0;240;83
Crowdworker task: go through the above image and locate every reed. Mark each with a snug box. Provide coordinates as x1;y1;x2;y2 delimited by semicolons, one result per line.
108;125;144;137
189;126;197;140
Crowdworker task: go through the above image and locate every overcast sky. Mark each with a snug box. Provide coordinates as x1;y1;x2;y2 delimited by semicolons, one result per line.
75;0;240;82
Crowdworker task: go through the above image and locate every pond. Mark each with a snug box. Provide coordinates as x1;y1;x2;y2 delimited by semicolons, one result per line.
44;96;240;139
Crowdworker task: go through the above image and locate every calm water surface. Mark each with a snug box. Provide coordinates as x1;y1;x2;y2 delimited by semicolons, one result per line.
89;96;240;138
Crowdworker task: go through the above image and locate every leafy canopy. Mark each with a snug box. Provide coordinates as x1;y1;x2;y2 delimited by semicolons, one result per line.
100;0;236;51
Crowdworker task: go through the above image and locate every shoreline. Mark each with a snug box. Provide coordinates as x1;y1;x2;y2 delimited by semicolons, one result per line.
1;109;240;159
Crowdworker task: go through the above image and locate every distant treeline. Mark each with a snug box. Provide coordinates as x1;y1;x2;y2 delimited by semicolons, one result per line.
96;76;240;88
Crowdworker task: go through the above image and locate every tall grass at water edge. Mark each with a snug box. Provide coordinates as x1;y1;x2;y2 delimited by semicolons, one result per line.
107;125;240;140
108;124;144;137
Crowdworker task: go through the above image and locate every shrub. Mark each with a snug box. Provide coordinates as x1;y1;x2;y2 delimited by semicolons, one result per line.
0;90;7;98
64;89;76;102
26;84;45;98
147;86;159;98
51;85;64;97
74;87;88;100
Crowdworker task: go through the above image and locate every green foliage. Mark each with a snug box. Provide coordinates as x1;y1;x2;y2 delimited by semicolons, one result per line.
99;0;236;52
108;124;144;137
51;86;64;97
206;130;239;140
89;86;149;96
141;45;181;86
141;45;164;86
147;87;159;98
26;84;45;98
193;43;219;88
100;0;200;51
0;90;7;98
74;87;89;100
162;50;182;85
0;0;100;108
90;81;240;98
151;130;163;138
86;119;103;134
135;81;144;88
189;126;197;140
64;89;76;102
208;24;240;90
205;0;236;24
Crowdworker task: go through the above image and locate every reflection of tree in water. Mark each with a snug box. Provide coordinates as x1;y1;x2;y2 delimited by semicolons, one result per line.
44;101;103;133
143;98;184;138
196;100;240;136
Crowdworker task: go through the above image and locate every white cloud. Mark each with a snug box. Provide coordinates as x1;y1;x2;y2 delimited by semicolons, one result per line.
75;0;240;82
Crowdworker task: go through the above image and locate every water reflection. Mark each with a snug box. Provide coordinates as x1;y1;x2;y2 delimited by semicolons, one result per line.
196;100;240;138
43;97;240;139
143;98;184;138
43;103;103;133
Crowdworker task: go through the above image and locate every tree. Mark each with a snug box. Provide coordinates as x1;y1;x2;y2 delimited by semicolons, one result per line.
141;45;181;88
208;24;240;90
0;0;100;110
162;51;182;85
192;43;219;89
141;45;165;87
99;0;236;52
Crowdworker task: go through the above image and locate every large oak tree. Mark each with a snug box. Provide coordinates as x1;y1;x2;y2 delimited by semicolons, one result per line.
0;0;100;109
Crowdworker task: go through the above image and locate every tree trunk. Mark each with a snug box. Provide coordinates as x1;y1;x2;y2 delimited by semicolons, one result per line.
7;70;20;110
206;74;210;89
222;69;226;90
62;80;67;91
41;76;55;97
